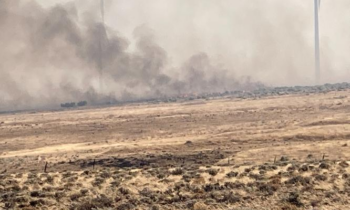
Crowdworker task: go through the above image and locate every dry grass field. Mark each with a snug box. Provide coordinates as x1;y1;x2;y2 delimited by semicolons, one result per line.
0;90;350;209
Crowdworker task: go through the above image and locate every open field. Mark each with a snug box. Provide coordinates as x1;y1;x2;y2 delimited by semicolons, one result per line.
0;90;350;209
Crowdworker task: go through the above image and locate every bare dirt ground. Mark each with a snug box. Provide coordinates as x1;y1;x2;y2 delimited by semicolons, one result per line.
0;91;350;209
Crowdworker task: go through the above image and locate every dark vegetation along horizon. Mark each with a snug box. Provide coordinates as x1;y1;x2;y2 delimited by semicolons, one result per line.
1;82;350;114
61;81;350;108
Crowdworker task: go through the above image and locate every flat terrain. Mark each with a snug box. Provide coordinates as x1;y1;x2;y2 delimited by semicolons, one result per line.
0;91;350;209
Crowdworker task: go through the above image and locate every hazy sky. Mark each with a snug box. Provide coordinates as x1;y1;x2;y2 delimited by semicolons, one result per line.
36;0;350;85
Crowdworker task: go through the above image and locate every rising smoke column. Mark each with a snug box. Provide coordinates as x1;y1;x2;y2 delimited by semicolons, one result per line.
0;0;261;111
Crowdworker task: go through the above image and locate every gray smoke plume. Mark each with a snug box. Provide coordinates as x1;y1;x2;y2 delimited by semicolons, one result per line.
2;0;350;111
0;0;261;111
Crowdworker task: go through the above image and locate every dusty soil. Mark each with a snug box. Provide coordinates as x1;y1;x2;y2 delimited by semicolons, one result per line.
0;90;350;209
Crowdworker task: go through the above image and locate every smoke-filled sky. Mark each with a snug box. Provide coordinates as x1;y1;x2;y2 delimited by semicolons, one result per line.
1;0;350;111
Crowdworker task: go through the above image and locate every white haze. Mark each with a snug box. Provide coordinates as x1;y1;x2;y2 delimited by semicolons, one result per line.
1;0;350;111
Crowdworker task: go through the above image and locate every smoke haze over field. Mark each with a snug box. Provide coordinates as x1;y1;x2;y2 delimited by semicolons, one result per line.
1;0;350;111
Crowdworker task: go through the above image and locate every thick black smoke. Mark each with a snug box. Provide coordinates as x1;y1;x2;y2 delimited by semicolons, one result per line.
0;0;260;111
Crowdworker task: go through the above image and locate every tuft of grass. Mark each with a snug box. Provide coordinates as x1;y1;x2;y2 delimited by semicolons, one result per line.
285;176;311;186
226;171;238;178
207;168;219;176
285;192;303;207
339;161;349;168
116;202;135;210
319;162;330;170
171;168;183;176
119;187;131;195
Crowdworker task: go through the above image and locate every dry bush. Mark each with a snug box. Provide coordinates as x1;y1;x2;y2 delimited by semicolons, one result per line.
339;161;349;168
15;173;23;178
226;171;238;178
80;189;89;195
224;181;245;189
249;173;264;181
182;173;193;182
342;173;349;179
67;176;79;182
110;180;121;187
319;162;330;170
116;202;135;210
88;196;113;209
29;199;46;207
70;193;83;201
285;176;311;186
171;168;184;176
257;183;279;195
156;171;167;179
92;177;105;187
314;174;328;181
14;196;29;203
149;205;160;210
221;191;241;204
298;165;309;172
119;187;131;195
45;175;55;184
207;168;219;176
62;172;74;178
30;191;43;198
99;170;112;179
269;175;282;185
244;168;252;173
54;191;66;201
9;184;21;192
280;156;290;162
203;183;222;192
285;192;303;207
238;172;249;178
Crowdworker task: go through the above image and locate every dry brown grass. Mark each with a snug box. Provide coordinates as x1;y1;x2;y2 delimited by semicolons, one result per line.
0;90;350;209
